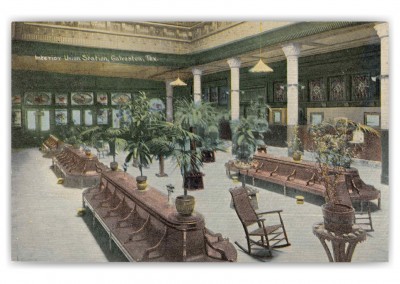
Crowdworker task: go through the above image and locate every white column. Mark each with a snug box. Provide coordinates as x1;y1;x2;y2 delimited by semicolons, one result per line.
227;58;241;121
374;23;389;130
192;68;203;106
282;43;301;127
165;79;174;122
374;22;389;184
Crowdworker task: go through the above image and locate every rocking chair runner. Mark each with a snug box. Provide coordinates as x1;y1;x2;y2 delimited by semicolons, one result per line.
229;187;290;257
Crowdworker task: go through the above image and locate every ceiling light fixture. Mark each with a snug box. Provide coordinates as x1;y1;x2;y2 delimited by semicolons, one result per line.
170;76;187;86
170;45;187;86
249;22;273;73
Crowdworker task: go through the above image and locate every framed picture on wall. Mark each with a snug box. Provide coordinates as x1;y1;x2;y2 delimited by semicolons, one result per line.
97;92;108;105
310;112;324;125
364;112;380;127
273;82;287;102
71;92;94;105
272;110;282;124
55;93;68;106
12;109;22;127
111;93;131;105
309;78;325;101
25;92;52;105
12;95;22;105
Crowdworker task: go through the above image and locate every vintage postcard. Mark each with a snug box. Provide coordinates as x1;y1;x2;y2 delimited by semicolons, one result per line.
11;20;389;265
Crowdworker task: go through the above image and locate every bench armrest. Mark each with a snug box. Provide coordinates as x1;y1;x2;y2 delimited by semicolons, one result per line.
257;210;283;215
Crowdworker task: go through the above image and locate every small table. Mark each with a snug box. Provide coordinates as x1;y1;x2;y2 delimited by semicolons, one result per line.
312;222;366;262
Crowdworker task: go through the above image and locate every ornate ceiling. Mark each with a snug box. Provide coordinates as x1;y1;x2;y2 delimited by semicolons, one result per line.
12;21;380;81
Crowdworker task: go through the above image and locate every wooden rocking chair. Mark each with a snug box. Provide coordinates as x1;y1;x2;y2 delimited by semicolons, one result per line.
229;187;290;258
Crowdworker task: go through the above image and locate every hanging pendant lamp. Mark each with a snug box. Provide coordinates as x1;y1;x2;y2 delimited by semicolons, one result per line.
249;58;274;73
170;76;187;86
249;22;273;73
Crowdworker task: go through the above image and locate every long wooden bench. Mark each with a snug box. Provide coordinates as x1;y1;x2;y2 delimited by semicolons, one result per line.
225;153;381;209
83;169;237;262
52;145;107;188
41;134;63;157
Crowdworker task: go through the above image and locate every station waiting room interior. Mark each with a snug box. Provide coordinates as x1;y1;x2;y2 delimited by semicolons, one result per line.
11;20;390;263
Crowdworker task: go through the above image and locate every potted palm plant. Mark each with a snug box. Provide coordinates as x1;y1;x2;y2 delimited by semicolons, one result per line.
59;126;84;149
231;118;257;169
310;118;379;233
80;125;128;170
247;100;270;154
200;124;227;163
175;100;217;190
123;91;163;190
152;121;203;216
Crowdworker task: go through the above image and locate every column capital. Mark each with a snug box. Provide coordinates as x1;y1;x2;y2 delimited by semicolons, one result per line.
227;57;241;69
374;23;389;38
282;43;301;58
192;68;203;76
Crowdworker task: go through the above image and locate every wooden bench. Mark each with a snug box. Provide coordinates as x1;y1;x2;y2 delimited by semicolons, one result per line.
83;170;237;262
41;134;63;157
225;153;381;209
52;145;107;188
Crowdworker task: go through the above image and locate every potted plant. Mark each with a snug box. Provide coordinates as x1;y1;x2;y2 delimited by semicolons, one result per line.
152;121;203;216
288;125;302;162
231;118;257;169
175;100;217;190
123;92;163;190
200;124;227;163
80;125;128;170
59;126;84;149
310;118;379;233
247;100;270;154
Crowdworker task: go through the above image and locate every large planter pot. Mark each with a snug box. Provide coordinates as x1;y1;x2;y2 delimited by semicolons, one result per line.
292;151;302;162
136;176;148;191
322;203;355;234
202;150;215;163
175;195;195;216
257;145;267;154
110;161;118;171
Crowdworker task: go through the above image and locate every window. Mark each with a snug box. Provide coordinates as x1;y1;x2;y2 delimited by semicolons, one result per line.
84;110;93;126
27;111;36;130
72;110;81;125
310;112;324;125
26;110;50;131
364;112;380;127
55;109;68;125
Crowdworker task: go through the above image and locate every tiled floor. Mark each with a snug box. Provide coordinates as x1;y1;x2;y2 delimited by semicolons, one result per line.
11;146;389;262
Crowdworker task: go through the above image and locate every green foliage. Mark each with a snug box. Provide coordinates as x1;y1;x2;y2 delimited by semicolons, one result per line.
122;91;164;177
58;126;85;146
80;125;128;162
310;118;379;205
200;125;227;152
174;100;218;130
310;118;378;169
288;125;302;152
150;121;203;196
231;118;257;163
